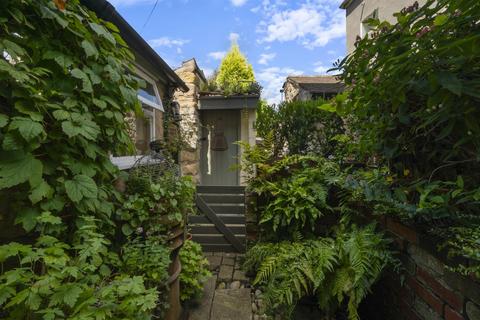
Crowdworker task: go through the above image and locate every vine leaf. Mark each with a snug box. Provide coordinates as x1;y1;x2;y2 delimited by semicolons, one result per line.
29;180;53;204
65;175;98;202
15;208;40;232
81;40;98;59
8;117;44;141
0;114;8;128
0;151;43;189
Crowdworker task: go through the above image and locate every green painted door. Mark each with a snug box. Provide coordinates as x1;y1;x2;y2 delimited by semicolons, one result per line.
200;110;240;186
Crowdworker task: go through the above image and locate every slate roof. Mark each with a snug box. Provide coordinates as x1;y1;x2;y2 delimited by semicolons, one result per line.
286;76;344;93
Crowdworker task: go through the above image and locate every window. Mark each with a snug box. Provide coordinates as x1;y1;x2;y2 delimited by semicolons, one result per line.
136;70;164;111
135;107;155;155
361;8;378;38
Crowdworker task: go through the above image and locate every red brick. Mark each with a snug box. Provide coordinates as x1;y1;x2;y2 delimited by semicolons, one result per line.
444;305;464;320
386;218;418;244
407;277;444;315
417;267;463;311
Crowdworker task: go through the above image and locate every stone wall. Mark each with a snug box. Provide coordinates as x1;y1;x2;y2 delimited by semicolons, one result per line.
174;59;203;183
365;216;480;320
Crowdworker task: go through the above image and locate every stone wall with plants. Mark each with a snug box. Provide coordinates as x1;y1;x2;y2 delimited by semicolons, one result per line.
0;1;208;319
242;0;480;319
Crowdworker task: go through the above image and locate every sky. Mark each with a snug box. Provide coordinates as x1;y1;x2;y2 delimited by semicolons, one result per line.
110;0;347;104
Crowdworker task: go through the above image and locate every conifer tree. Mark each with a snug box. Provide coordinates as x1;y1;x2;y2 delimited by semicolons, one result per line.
216;43;255;95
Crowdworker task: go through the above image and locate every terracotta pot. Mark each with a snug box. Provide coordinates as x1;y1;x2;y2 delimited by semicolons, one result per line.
165;223;185;320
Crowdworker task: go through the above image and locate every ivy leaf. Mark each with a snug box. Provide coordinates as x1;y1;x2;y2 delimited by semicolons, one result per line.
29;180;53;204
8;117;44;141
81;40;98;59
65;175;98;202
0;114;8;128
15;208;40;232
89;22;116;44
0;151;43;189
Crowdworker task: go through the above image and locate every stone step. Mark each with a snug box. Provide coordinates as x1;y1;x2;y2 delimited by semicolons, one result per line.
211;288;252;320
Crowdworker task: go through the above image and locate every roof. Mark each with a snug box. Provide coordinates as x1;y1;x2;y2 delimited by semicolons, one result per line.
176;58;207;84
340;0;354;9
81;0;188;92
285;76;344;93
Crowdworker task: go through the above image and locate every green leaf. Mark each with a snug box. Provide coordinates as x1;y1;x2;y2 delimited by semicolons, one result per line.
65;174;98;202
52;110;70;121
456;176;464;189
8;117;44;141
0;151;43;189
434;14;448;26
71;68;92;93
121;223;133;236
437;72;462;96
15;208;40;232
81;40;98;58
89;22;116;44
43;51;73;69
63;285;83;307
37;211;62;225
0;114;8;128
29;180;53;204
2;133;23;150
61;120;80;138
319;103;337;113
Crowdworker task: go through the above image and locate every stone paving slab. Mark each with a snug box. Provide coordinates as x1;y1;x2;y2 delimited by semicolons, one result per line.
188;276;217;320
207;256;222;271
211;288;252;320
218;265;234;282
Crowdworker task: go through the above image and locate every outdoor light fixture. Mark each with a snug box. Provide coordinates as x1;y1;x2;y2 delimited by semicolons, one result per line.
211;118;228;151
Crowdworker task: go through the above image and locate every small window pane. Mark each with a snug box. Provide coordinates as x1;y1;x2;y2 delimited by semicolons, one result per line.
138;81;160;106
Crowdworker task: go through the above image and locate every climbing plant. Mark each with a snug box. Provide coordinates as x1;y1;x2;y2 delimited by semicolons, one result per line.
0;0;173;318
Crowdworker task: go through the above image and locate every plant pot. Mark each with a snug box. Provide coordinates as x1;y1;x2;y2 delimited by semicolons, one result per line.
165;223;185;320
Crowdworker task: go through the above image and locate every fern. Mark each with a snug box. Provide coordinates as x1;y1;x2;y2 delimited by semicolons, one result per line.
244;225;394;319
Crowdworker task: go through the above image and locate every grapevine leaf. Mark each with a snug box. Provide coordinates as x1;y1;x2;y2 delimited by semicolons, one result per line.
81;40;98;58
65;175;98;202
0;151;43;189
8;117;44;141
15;208;40;232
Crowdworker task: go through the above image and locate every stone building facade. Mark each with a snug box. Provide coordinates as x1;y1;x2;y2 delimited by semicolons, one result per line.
282;76;344;103
174;59;206;183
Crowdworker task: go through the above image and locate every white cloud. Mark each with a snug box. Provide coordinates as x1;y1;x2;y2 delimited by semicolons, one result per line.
149;37;190;48
208;51;227;60
313;62;330;74
258;53;276;65
202;68;214;78
229;32;240;43
257;1;345;49
257;66;303;104
231;0;248;7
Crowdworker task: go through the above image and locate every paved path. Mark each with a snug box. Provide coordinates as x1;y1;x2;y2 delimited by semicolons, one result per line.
187;252;253;320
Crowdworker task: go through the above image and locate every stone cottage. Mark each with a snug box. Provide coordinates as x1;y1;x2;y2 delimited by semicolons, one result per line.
175;59;258;186
282;76;344;103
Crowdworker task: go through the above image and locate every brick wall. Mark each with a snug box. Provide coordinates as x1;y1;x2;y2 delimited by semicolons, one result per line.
365;217;480;320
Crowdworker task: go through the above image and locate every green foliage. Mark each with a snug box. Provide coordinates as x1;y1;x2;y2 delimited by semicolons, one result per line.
0;0;189;318
255;99;344;157
179;239;211;302
328;0;480;272
244;224;394;319
249;155;342;236
216;43;256;95
118;170;195;236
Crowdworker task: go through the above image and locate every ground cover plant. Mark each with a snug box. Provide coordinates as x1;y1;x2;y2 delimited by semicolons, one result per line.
179;239;211;302
0;0;197;318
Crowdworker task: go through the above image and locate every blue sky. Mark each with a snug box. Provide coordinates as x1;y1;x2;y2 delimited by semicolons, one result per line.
110;0;346;104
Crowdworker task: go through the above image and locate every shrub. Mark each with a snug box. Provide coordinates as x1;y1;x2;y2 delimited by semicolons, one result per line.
216;43;255;95
179;239;211;302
